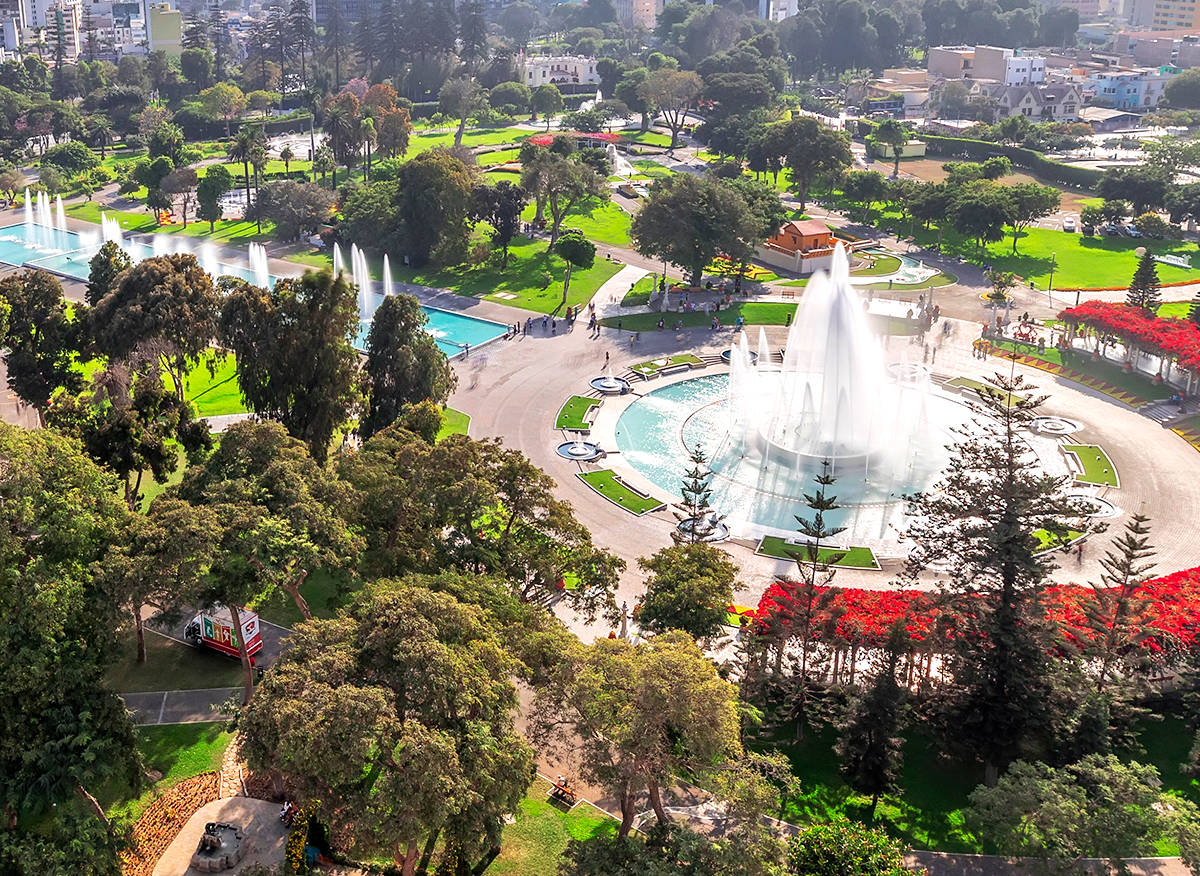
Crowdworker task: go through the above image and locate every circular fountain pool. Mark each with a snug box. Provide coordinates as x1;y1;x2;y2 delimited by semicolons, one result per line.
613;373;972;539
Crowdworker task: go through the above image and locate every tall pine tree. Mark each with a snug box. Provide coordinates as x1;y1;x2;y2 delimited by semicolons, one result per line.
671;442;716;544
1126;251;1161;311
902;370;1088;785
836;623;909;819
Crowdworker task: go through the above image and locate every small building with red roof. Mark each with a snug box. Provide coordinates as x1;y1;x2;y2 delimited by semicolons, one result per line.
757;219;837;275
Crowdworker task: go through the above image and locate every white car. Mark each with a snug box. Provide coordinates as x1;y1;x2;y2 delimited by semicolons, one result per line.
1063;217;1076;233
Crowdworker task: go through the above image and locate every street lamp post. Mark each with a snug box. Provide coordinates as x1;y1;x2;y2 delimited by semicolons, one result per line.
1047;253;1057;307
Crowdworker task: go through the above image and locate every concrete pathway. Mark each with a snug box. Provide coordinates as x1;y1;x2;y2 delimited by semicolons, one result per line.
152;797;286;876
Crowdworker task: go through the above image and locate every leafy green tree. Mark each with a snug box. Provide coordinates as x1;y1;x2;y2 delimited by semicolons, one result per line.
966;756;1200;871
787;823;909;876
473;180;527;268
196;163;232;231
531;632;745;839
239;580;534;876
488;81;530;114
562;823;774;876
48;358;210;511
1097;165;1171;215
218;269;360;464
637;69;703;148
1126;251;1161;311
89;253;219;399
361;293;458;439
105;496;218;663
161;166;199;227
438;76;486;148
842;170;888;221
872;119;909;176
174;419;359;621
531;83;563;129
950;180;1014;257
1081;204;1105;233
499;0;538;51
615;68;652;132
902;372;1087;785
0;269;81;425
637;543;739;641
535;152;607;247
835;625;908;818
1164;67;1200;109
388;149;476;266
632;174;754;287
555;229;596;305
85;240;132;307
777;115;853;210
198;81;245;137
245;180;335;240
0;425;140;859
1007;183;1060;254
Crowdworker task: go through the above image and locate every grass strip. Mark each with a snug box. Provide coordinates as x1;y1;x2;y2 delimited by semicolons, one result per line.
556;395;600;431
577;470;664;515
757;536;881;569
438;407;470;440
487;778;615;876
1062;444;1119;488
630;353;705;376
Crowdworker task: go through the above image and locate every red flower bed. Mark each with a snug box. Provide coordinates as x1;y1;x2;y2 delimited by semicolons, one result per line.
528;131;622;146
1059;300;1200;371
747;565;1200;653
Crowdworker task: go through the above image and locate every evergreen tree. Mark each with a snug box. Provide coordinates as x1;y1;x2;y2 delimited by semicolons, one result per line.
671;442;716;544
1189;290;1200;328
181;10;209;49
1088;514;1156;693
1126;251;1161;311
288;0;314;89
903;371;1088;785
85;240;132;307
354;10;378;78
209;9;230;81
324;3;348;89
49;9;69;100
459;2;488;72
376;0;404;85
836;623;908;819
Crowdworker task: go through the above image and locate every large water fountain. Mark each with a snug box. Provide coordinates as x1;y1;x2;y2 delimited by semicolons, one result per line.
611;246;974;540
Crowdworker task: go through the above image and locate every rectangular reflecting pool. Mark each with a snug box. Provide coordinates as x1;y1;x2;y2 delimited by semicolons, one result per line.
0;223;506;358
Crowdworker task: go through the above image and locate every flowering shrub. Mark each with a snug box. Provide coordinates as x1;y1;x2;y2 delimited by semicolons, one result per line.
284;801;319;875
1059;301;1200;372
749;565;1200;654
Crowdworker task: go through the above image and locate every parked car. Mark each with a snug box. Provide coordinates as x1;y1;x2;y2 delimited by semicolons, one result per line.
1101;224;1122;236
1081;222;1095;235
1127;225;1143;238
617;184;638;199
1063;217;1076;232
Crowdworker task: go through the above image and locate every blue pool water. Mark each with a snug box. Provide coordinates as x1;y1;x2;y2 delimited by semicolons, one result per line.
614;373;965;538
0;223;505;357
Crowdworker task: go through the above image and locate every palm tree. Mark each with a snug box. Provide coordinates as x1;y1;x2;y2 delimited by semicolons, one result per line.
359;116;376;181
88;115;114;159
322;105;355;188
280;145;294;176
249;143;268;231
301;87;320;165
226;125;264;218
313;146;334;187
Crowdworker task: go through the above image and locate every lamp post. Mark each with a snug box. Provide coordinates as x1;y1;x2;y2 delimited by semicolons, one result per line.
1047;253;1057;307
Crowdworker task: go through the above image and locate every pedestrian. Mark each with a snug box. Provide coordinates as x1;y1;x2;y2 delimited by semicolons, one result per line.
618;319;623;334
786;313;792;327
542;314;548;330
463;342;470;358
1076;542;1084;564
552;319;556;334
605;351;610;367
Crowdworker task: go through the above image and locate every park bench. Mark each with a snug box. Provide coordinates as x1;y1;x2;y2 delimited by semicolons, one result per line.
658;363;693;377
549;781;577;806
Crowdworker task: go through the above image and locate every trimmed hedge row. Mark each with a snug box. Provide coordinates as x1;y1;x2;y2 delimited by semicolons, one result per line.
920;133;1103;190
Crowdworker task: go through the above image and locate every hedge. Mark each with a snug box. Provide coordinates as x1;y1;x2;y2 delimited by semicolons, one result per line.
920;133;1103;190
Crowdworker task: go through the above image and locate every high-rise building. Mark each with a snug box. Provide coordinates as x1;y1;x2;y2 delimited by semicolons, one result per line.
147;0;180;53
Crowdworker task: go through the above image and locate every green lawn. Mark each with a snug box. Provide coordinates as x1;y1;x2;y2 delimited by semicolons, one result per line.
943;375;1024;408
523;200;632;247
477;148;519;167
287;237;623;315
138;445;188;512
854;254;903;276
489;779;616;876
407;127;526;157
577;470;664;515
858;271;958;292
623;130;674;148
438;406;470;440
757;537;880;569
630;353;705;376
1062;443;1119;488
601;302;798;333
556;395;600;430
835;196;1197;288
629;160;673;179
1156;301;1194;319
66;201;275;244
99;723;233;822
104;628;245;693
984;339;1163;403
252;567;345;628
184;351;248;418
1032;528;1086;552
